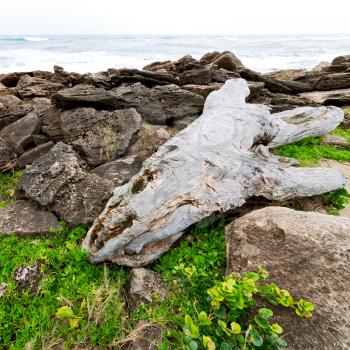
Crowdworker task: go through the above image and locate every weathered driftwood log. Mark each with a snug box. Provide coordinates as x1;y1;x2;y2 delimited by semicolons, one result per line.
83;79;345;267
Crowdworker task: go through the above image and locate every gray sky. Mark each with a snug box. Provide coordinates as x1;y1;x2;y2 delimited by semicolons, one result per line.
1;0;349;35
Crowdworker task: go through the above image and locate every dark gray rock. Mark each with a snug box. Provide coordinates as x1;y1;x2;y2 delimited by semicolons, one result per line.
120;322;163;350
313;73;350;91
263;68;307;81
0;137;17;171
226;207;350;350
179;65;213;85
13;262;43;294
17;141;54;167
112;83;204;125
0;200;60;236
0;95;33;128
60;107;141;166
52;84;119;109
17;75;64;98
200;51;244;70
17;142;113;225
91;155;142;186
0;111;40;154
321;134;349;148
41;106;64;140
110;68;179;87
182;83;223;98
128;268;168;310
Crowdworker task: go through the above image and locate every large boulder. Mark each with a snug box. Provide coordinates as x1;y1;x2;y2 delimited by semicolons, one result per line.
0;95;33;128
226;207;350;350
0;200;60;236
179;65;213;85
17;75;64;98
17;142;113;225
200;51;244;71
0;111;41;154
0;137;17;171
52;84;119;109
60;107;141;165
41;107;64;140
111;83;204;125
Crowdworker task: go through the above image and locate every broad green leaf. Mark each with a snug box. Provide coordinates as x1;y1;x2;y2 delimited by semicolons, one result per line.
254;315;269;329
56;306;75;319
199;311;212;326
69;318;79;329
251;334;263;347
270;323;283;334
230;322;241;334
259;308;273;320
203;335;216;350
187;340;198;350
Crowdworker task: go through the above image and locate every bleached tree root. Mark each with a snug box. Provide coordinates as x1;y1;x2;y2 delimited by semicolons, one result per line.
82;79;345;267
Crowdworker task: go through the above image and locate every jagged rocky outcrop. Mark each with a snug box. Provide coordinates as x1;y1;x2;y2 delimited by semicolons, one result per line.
17;142;114;225
226;206;350;350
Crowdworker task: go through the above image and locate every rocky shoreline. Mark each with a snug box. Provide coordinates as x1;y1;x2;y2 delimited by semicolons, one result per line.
0;51;350;349
1;51;350;233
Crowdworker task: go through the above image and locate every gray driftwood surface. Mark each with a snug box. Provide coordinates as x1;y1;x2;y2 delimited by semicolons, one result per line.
83;79;345;267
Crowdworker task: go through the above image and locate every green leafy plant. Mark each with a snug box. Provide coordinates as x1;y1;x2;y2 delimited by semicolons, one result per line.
181;267;314;350
324;188;350;215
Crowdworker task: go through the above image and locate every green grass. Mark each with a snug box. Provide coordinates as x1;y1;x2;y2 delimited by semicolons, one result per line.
0;225;129;349
275;127;350;166
0;170;22;208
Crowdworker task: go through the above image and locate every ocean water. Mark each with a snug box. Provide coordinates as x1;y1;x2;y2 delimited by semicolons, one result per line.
0;34;350;74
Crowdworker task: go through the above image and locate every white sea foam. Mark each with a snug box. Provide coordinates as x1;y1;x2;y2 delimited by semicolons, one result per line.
0;35;349;74
24;37;50;42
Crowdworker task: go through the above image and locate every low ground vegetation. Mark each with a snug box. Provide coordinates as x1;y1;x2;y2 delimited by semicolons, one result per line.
0;125;349;349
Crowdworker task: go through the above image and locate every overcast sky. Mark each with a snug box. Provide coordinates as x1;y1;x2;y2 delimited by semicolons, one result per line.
1;0;349;35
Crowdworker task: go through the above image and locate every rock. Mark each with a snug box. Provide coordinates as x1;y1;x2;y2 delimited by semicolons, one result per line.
182;83;223;98
17;141;54;167
32;70;54;81
17;75;64;98
29;97;52;116
327;55;350;72
60;107;141;165
0;137;17;171
41;107;64;140
0;72;29;87
0;95;33;128
200;51;243;70
0;200;60;235
17;142;113;225
52;84;119;109
53;65;76;85
110;68;179;87
263;68;307;81
0;283;7;299
226;206;350;350
127;124;172;159
313;73;350;91
311;61;331;72
239;68;314;93
300;88;350;105
0;111;40;155
128;268;168;309
13;262;43;294
120;322;163;350
111;83;204;125
91;155;143;186
32;134;49;146
212;68;240;83
246;81;265;100
321;134;349;148
179;65;213;85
